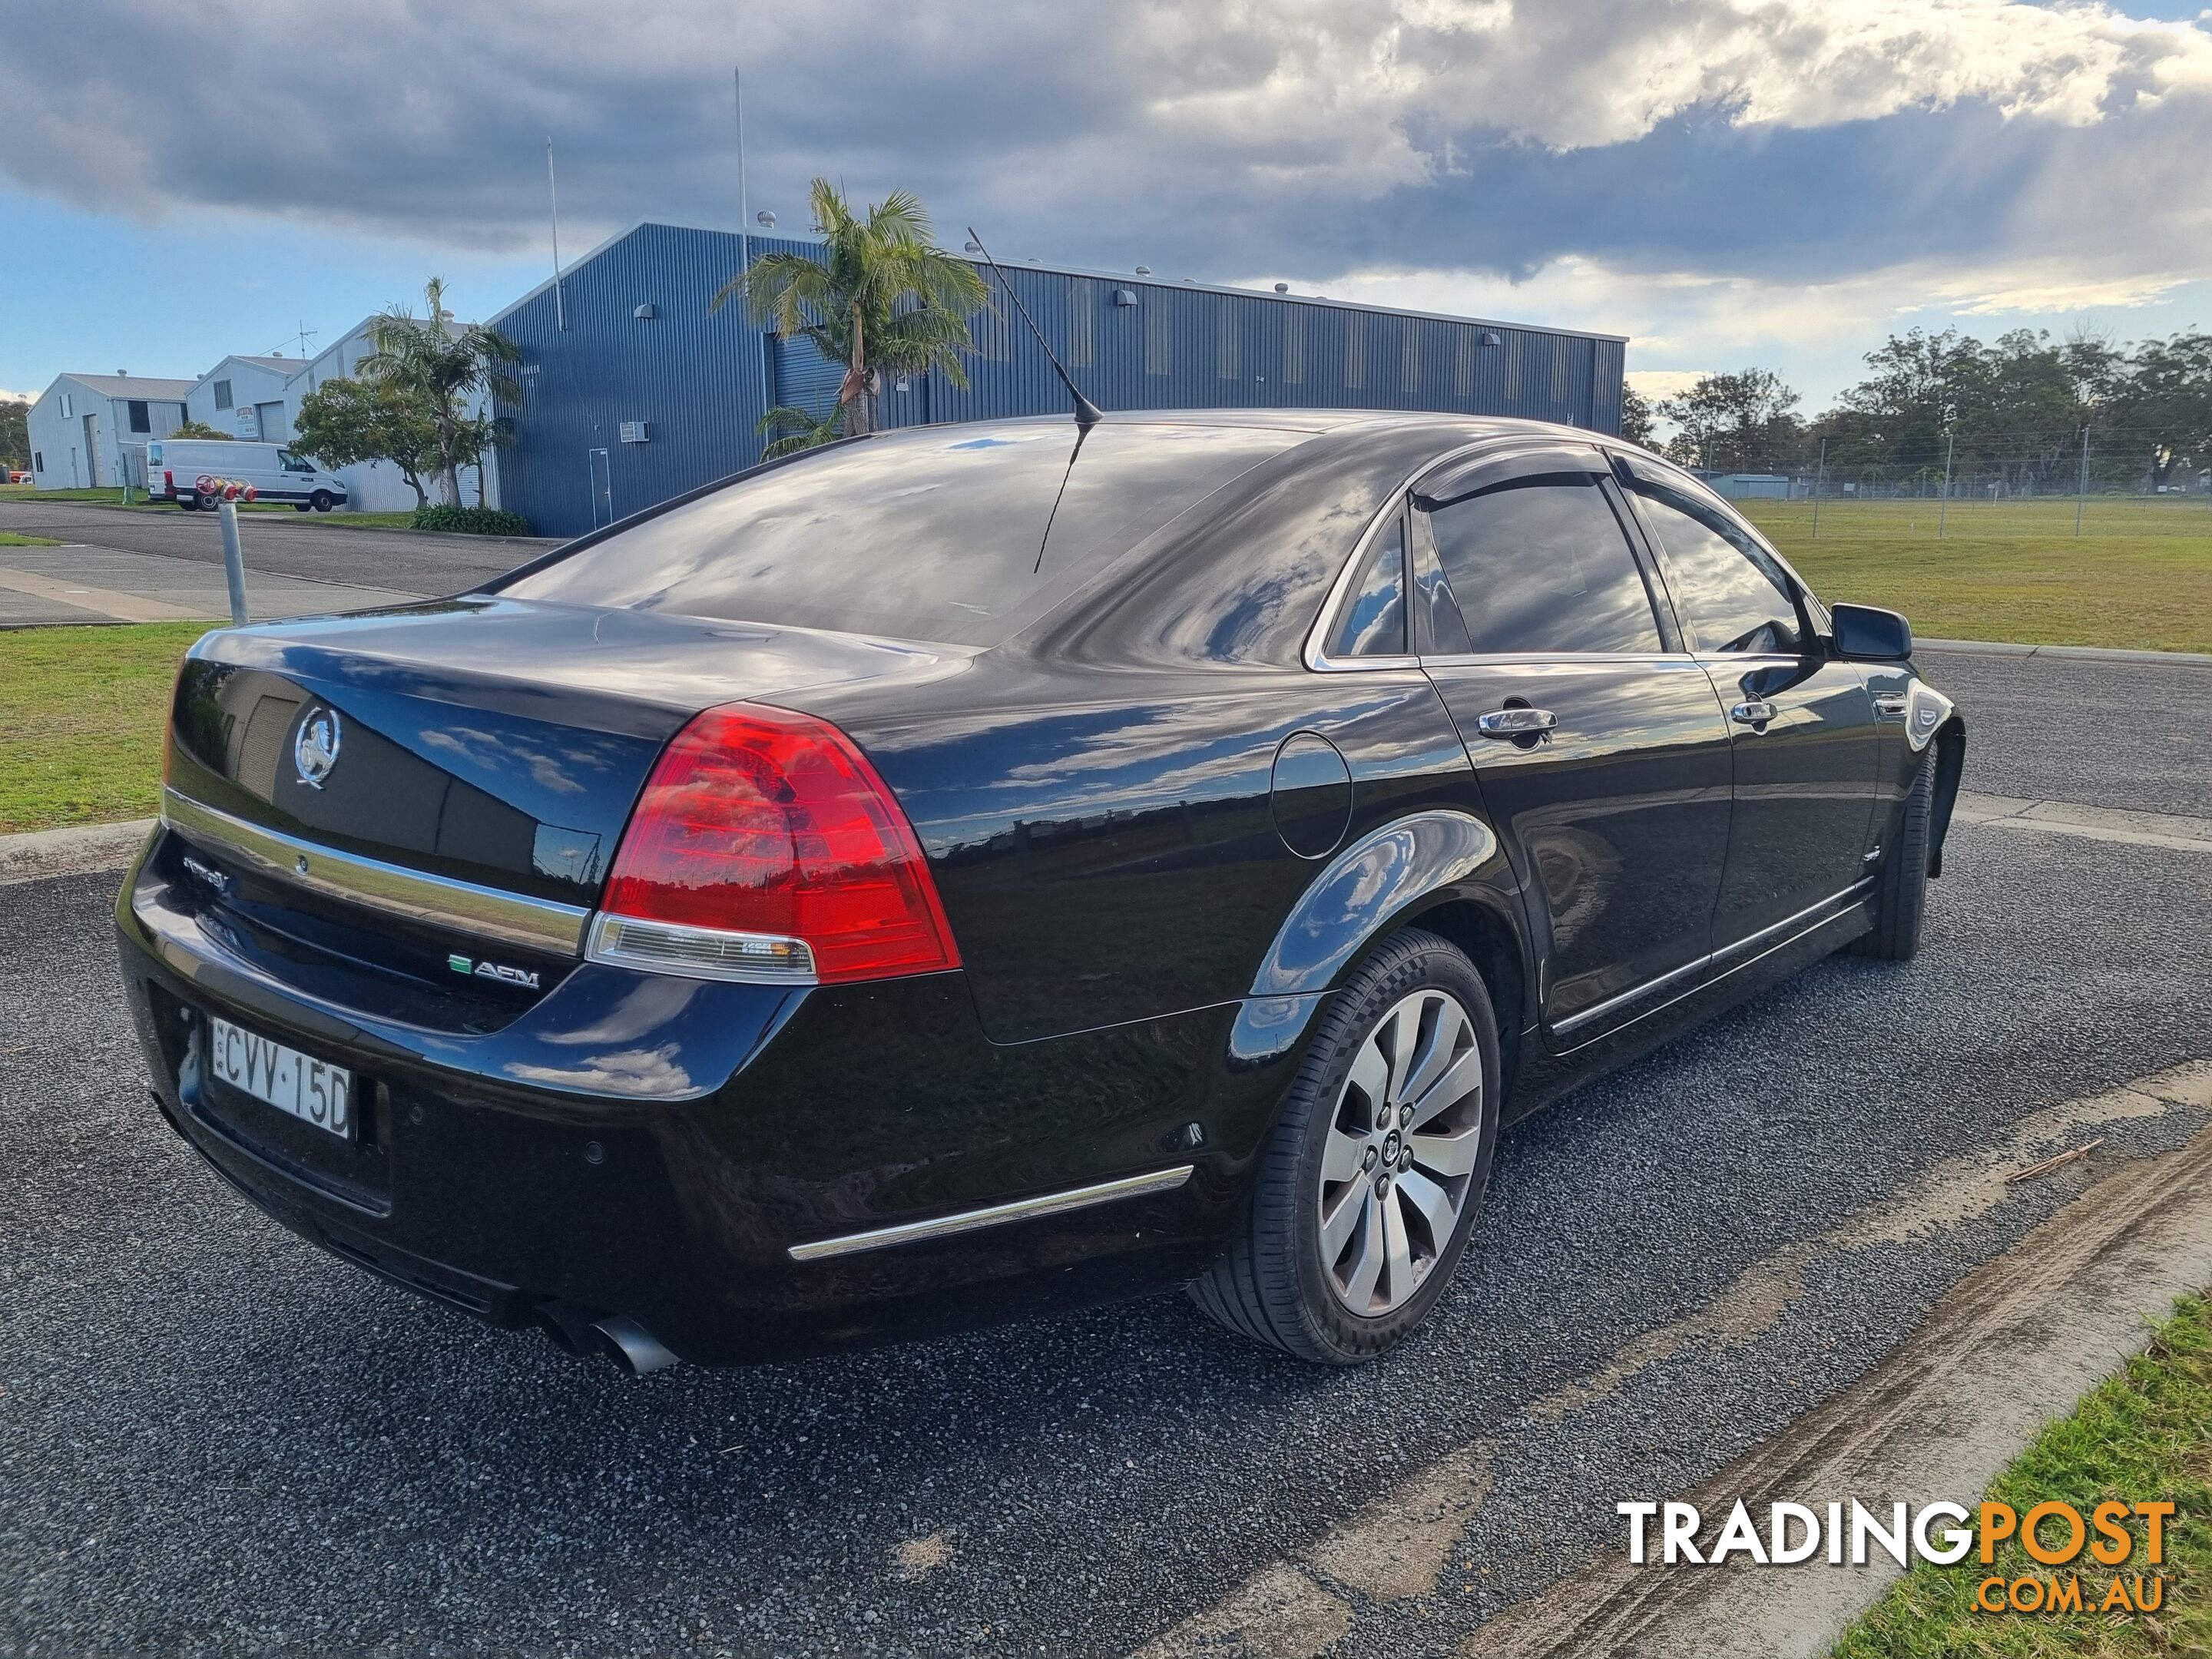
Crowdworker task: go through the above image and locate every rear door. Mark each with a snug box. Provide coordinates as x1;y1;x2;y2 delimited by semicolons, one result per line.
1411;442;1735;1045
1613;456;1881;948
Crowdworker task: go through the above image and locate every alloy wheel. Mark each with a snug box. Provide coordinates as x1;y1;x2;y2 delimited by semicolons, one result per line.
1314;988;1485;1315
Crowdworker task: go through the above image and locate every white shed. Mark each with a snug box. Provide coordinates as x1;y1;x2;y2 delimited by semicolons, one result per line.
27;373;195;490
187;354;303;443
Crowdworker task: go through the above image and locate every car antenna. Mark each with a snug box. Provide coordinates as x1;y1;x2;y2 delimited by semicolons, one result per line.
965;226;1102;430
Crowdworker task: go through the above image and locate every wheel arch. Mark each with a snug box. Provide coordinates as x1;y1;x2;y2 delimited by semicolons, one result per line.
1240;808;1533;1093
1396;895;1528;1097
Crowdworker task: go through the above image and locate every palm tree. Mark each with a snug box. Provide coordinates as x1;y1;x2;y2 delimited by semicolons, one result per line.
713;179;990;445
357;276;522;505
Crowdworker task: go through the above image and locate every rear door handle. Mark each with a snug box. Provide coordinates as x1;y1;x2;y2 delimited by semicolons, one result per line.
1475;707;1558;739
1730;700;1779;727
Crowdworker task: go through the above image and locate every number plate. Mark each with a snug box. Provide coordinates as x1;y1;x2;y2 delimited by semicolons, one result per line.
207;1016;353;1141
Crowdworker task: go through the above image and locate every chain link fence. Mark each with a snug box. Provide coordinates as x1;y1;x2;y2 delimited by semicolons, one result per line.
1688;426;2212;539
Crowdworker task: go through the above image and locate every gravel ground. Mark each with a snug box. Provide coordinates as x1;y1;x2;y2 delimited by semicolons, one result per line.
2;650;2207;1657
0;500;545;598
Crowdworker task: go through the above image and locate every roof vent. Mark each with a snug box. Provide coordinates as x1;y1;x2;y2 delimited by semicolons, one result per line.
634;303;659;321
1134;265;1151;276
1273;283;1289;294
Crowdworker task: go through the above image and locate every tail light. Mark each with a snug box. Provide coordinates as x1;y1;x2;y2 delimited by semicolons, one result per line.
588;703;959;985
163;469;174;492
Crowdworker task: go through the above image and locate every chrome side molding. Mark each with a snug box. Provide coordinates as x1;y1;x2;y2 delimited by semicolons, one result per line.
787;1165;1195;1263
1551;879;1873;1040
160;788;591;956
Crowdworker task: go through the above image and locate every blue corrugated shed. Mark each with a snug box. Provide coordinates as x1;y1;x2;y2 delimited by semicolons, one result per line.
488;222;1628;538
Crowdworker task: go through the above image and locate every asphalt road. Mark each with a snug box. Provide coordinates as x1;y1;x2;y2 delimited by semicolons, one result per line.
0;498;547;596
4;649;2209;1658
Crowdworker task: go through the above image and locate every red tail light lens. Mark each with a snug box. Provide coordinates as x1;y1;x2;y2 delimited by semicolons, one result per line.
597;703;959;985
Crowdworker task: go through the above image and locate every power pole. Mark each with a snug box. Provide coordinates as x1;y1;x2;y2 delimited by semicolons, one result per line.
1811;438;1826;539
1937;429;1955;540
546;137;567;333
735;67;769;459
2075;426;2090;538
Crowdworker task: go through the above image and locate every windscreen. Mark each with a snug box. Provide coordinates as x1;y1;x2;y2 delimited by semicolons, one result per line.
500;422;1305;647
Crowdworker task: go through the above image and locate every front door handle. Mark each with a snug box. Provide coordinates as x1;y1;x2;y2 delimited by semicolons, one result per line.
1730;700;1779;728
1475;707;1558;739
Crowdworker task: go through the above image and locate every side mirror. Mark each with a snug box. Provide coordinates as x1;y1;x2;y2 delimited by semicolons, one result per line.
1830;602;1912;661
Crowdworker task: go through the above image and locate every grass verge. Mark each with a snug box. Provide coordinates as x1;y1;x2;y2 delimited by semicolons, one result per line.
1741;500;2212;654
1833;1292;2211;1656
0;486;419;528
0;621;207;833
0;531;60;546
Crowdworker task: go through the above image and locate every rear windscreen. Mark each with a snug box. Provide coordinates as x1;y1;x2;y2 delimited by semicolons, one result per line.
497;422;1304;647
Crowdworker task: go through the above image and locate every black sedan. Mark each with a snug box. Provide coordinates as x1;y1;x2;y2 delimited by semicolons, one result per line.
116;412;1964;1371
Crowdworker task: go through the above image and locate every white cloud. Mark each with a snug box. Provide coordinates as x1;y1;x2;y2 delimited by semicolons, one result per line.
1625;369;1714;401
2;0;2207;401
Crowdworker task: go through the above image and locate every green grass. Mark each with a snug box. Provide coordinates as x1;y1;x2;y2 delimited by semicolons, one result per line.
0;484;121;502
1833;1293;2211;1657
1741;498;2212;654
301;511;425;528
0;622;207;833
0;483;416;527
0;531;59;546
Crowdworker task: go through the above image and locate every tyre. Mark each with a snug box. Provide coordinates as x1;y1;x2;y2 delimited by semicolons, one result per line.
310;491;334;512
1852;752;1934;961
1190;927;1501;1364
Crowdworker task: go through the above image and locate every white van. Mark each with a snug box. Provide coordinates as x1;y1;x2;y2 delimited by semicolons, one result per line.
146;439;352;512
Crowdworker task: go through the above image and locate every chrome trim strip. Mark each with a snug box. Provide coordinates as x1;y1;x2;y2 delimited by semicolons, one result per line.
1550;879;1874;1039
786;1165;1196;1263
1709;878;1874;968
1416;650;1704;670
160;788;590;955
1549;952;1714;1040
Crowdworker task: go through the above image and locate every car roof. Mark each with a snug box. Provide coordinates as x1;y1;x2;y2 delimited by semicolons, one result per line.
939;408;1588;442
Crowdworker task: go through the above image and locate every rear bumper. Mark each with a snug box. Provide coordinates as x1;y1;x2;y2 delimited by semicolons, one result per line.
115;833;1309;1364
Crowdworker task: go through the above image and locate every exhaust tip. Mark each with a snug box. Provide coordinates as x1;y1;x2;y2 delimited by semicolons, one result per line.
594;1314;681;1376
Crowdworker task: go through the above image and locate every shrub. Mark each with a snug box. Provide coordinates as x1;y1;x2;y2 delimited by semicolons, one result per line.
410;504;533;537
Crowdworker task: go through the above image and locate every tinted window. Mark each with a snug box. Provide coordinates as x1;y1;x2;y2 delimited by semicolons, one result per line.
1422;475;1660;655
1631;485;1803;654
502;423;1300;647
1326;520;1406;657
127;400;150;433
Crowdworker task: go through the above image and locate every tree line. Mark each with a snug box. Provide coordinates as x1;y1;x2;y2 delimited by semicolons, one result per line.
1621;326;2212;493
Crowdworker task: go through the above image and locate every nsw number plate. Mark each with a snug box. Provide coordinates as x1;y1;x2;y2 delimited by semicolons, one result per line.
208;1016;353;1141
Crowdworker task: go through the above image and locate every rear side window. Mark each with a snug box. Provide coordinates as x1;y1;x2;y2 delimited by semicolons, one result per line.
1421;474;1661;655
1326;519;1406;657
501;423;1299;647
1630;485;1803;654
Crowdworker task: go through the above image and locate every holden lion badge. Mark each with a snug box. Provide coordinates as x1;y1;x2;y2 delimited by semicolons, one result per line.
294;706;343;790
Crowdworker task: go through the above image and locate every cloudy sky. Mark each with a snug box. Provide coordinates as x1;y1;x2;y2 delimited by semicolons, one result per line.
3;0;2208;412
